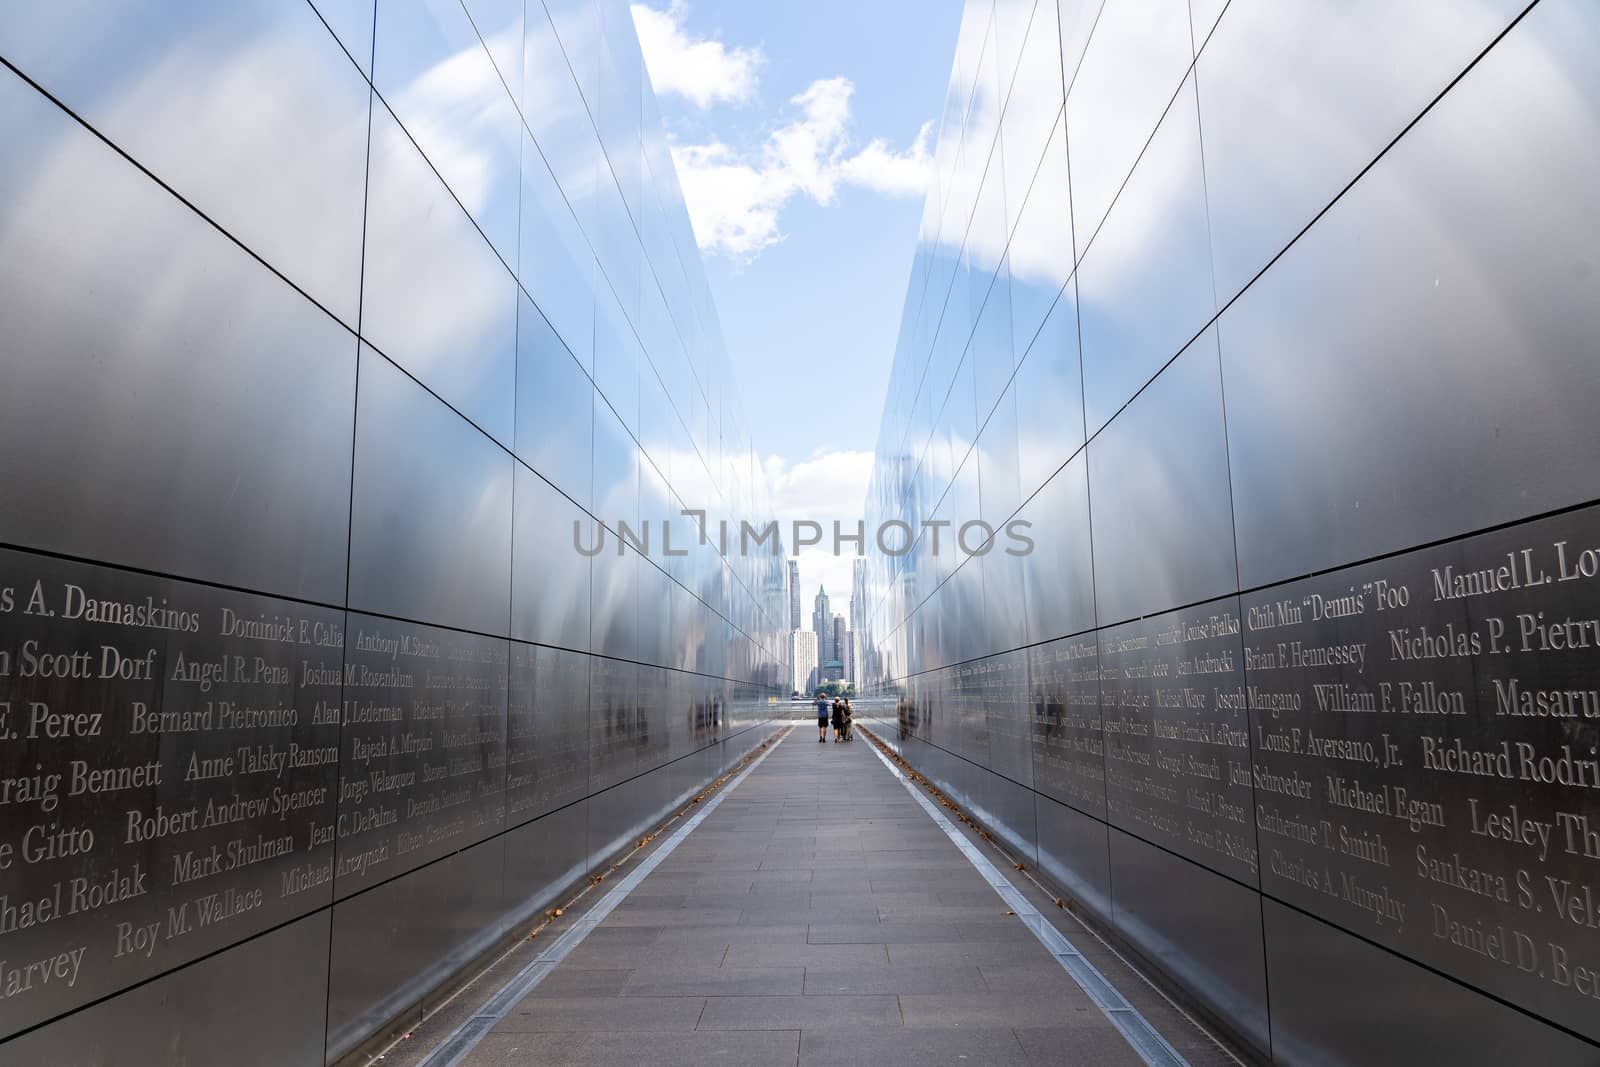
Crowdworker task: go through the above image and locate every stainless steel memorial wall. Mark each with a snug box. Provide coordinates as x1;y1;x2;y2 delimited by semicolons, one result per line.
0;1;785;1061
858;1;1600;1062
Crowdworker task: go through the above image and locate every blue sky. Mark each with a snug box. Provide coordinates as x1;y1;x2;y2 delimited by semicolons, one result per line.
630;0;964;602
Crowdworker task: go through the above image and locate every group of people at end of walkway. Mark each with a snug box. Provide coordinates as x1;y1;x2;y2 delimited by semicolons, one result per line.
815;694;853;743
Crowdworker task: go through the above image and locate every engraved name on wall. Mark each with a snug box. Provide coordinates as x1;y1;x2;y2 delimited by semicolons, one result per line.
0;549;341;1033
1243;508;1600;1039
333;614;507;899
1098;602;1258;885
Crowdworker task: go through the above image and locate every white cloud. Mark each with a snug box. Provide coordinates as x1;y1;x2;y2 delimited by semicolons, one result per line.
631;1;763;109
765;448;873;519
668;78;933;259
763;449;873;606
838;121;935;198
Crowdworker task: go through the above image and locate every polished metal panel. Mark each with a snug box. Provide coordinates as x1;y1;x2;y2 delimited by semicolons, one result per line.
1016;453;1094;645
502;799;589;929
1077;71;1215;435
1099;599;1256;886
542;0;600;123
2;911;330;1067
1054;0;1103;93
1029;633;1106;818
0;0;781;1056
589;540;641;664
999;4;1065;242
520;130;597;369
511;465;592;652
865;2;1600;1054
972;265;1015;428
983;763;1041;865
334;613;507;899
1188;0;1225;48
348;348;514;637
463;0;524;103
515;294;596;510
1220;0;1600;589
1087;328;1237;626
594;283;642;433
372;0;521;265
592;391;641;538
587;656;640;792
635;554;672;669
1263;900;1600;1066
1245;505;1600;1041
1197;0;1525;304
1011;275;1083;500
1005;114;1074;367
538;647;593;811
0;548;342;1034
0;66;356;603
587;766;659;873
360;102;518;444
1034;791;1112;918
1062;0;1193;247
523;2;607;281
1108;829;1270;1055
977;389;1026;656
312;0;376;75
0;0;371;324
326;838;507;1063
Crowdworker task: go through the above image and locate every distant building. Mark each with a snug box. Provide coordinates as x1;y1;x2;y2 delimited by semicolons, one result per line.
787;560;801;630
790;630;818;694
850;559;867;686
821;659;845;683
850;560;866;632
832;614;846;677
812;585;831;661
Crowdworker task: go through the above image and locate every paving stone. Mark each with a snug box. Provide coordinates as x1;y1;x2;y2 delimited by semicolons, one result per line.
527;968;635;997
1013;1026;1149;1067
807;922;958;944
724;942;890;968
601;907;749;927
876;904;1020;924
443;729;1197;1066
978;962;1092;994
492;996;706;1033
622;965;804;996
739;905;880;925
803;963;988;995
887;942;1056;967
799;1026;1031;1066
466;1029;800;1066
697;994;902;1030
652;922;810;944
558;942;729;971
898;992;1100;1029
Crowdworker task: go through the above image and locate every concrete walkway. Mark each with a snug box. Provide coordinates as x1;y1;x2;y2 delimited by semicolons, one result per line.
434;726;1195;1066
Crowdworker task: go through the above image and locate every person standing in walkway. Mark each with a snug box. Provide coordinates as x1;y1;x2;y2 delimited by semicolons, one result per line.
831;697;844;742
816;691;830;743
841;698;853;741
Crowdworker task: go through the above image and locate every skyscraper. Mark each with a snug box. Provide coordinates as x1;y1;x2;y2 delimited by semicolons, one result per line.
850;559;867;687
832;614;846;682
812;585;831;660
790;630;818;695
788;560;801;631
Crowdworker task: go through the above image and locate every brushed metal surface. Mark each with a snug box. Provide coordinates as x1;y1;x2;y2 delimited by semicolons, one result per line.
0;65;357;603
